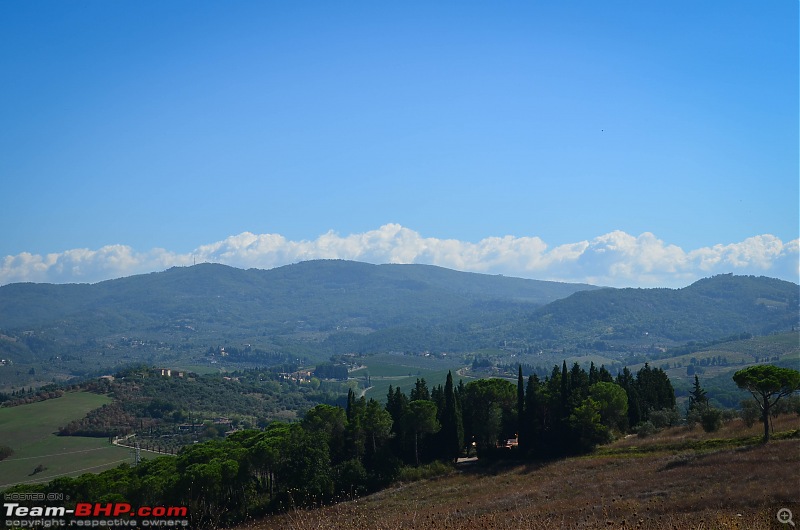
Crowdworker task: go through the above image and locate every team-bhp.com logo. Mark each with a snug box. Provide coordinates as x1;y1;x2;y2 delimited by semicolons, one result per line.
4;502;188;527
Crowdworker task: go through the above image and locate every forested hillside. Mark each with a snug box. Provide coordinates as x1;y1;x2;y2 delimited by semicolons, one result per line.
0;261;596;389
0;261;596;331
0;262;796;393
520;274;798;343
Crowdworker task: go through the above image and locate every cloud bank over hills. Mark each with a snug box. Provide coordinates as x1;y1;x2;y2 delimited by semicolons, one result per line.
2;225;797;288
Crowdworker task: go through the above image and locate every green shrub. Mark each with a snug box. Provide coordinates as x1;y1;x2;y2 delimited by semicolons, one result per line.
740;400;760;428
686;408;701;430
700;407;723;433
773;394;800;416
649;407;680;429
721;408;739;422
636;421;656;438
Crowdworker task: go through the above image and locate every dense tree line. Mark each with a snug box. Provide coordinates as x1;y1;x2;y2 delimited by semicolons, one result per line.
512;362;673;456
0;388;64;407
313;363;349;380
5;363;675;528
59;401;140;437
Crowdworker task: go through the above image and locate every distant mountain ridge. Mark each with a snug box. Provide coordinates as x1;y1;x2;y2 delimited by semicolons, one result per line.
0;262;796;386
0;260;598;331
0;261;599;374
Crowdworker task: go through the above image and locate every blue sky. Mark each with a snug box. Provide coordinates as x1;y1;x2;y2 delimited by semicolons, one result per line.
1;1;797;287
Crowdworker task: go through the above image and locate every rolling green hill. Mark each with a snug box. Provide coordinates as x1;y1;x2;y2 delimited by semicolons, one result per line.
0;261;597;388
0;260;595;331
0;261;596;333
521;274;798;344
0;263;796;393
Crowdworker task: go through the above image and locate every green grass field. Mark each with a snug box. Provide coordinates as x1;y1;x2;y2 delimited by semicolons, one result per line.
0;392;132;490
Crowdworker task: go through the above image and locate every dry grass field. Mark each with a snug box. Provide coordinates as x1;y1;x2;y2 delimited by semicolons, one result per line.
239;415;800;529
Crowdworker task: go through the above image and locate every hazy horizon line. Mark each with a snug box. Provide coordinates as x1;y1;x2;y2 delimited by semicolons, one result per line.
2;224;797;289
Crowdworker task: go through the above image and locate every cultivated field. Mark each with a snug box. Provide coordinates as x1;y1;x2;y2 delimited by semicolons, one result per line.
0;392;131;489
352;352;463;401
640;333;800;384
241;415;800;529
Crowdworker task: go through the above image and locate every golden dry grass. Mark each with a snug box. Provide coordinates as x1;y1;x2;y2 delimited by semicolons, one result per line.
238;416;800;529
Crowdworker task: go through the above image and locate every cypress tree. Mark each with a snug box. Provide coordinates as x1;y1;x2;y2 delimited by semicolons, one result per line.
517;365;525;450
386;387;410;460
617;367;641;427
688;375;708;412
411;378;430;401
569;362;590;406
588;362;599;385
386;387;408;426
524;374;542;455
431;384;445;417
560;361;570;414
346;388;356;422
440;371;463;462
635;363;675;418
386;385;395;412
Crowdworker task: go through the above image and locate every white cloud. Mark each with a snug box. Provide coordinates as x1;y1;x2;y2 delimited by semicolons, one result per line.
1;225;798;288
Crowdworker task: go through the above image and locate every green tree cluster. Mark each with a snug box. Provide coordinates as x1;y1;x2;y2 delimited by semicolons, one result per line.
5;365;675;528
523;362;677;455
385;373;463;465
